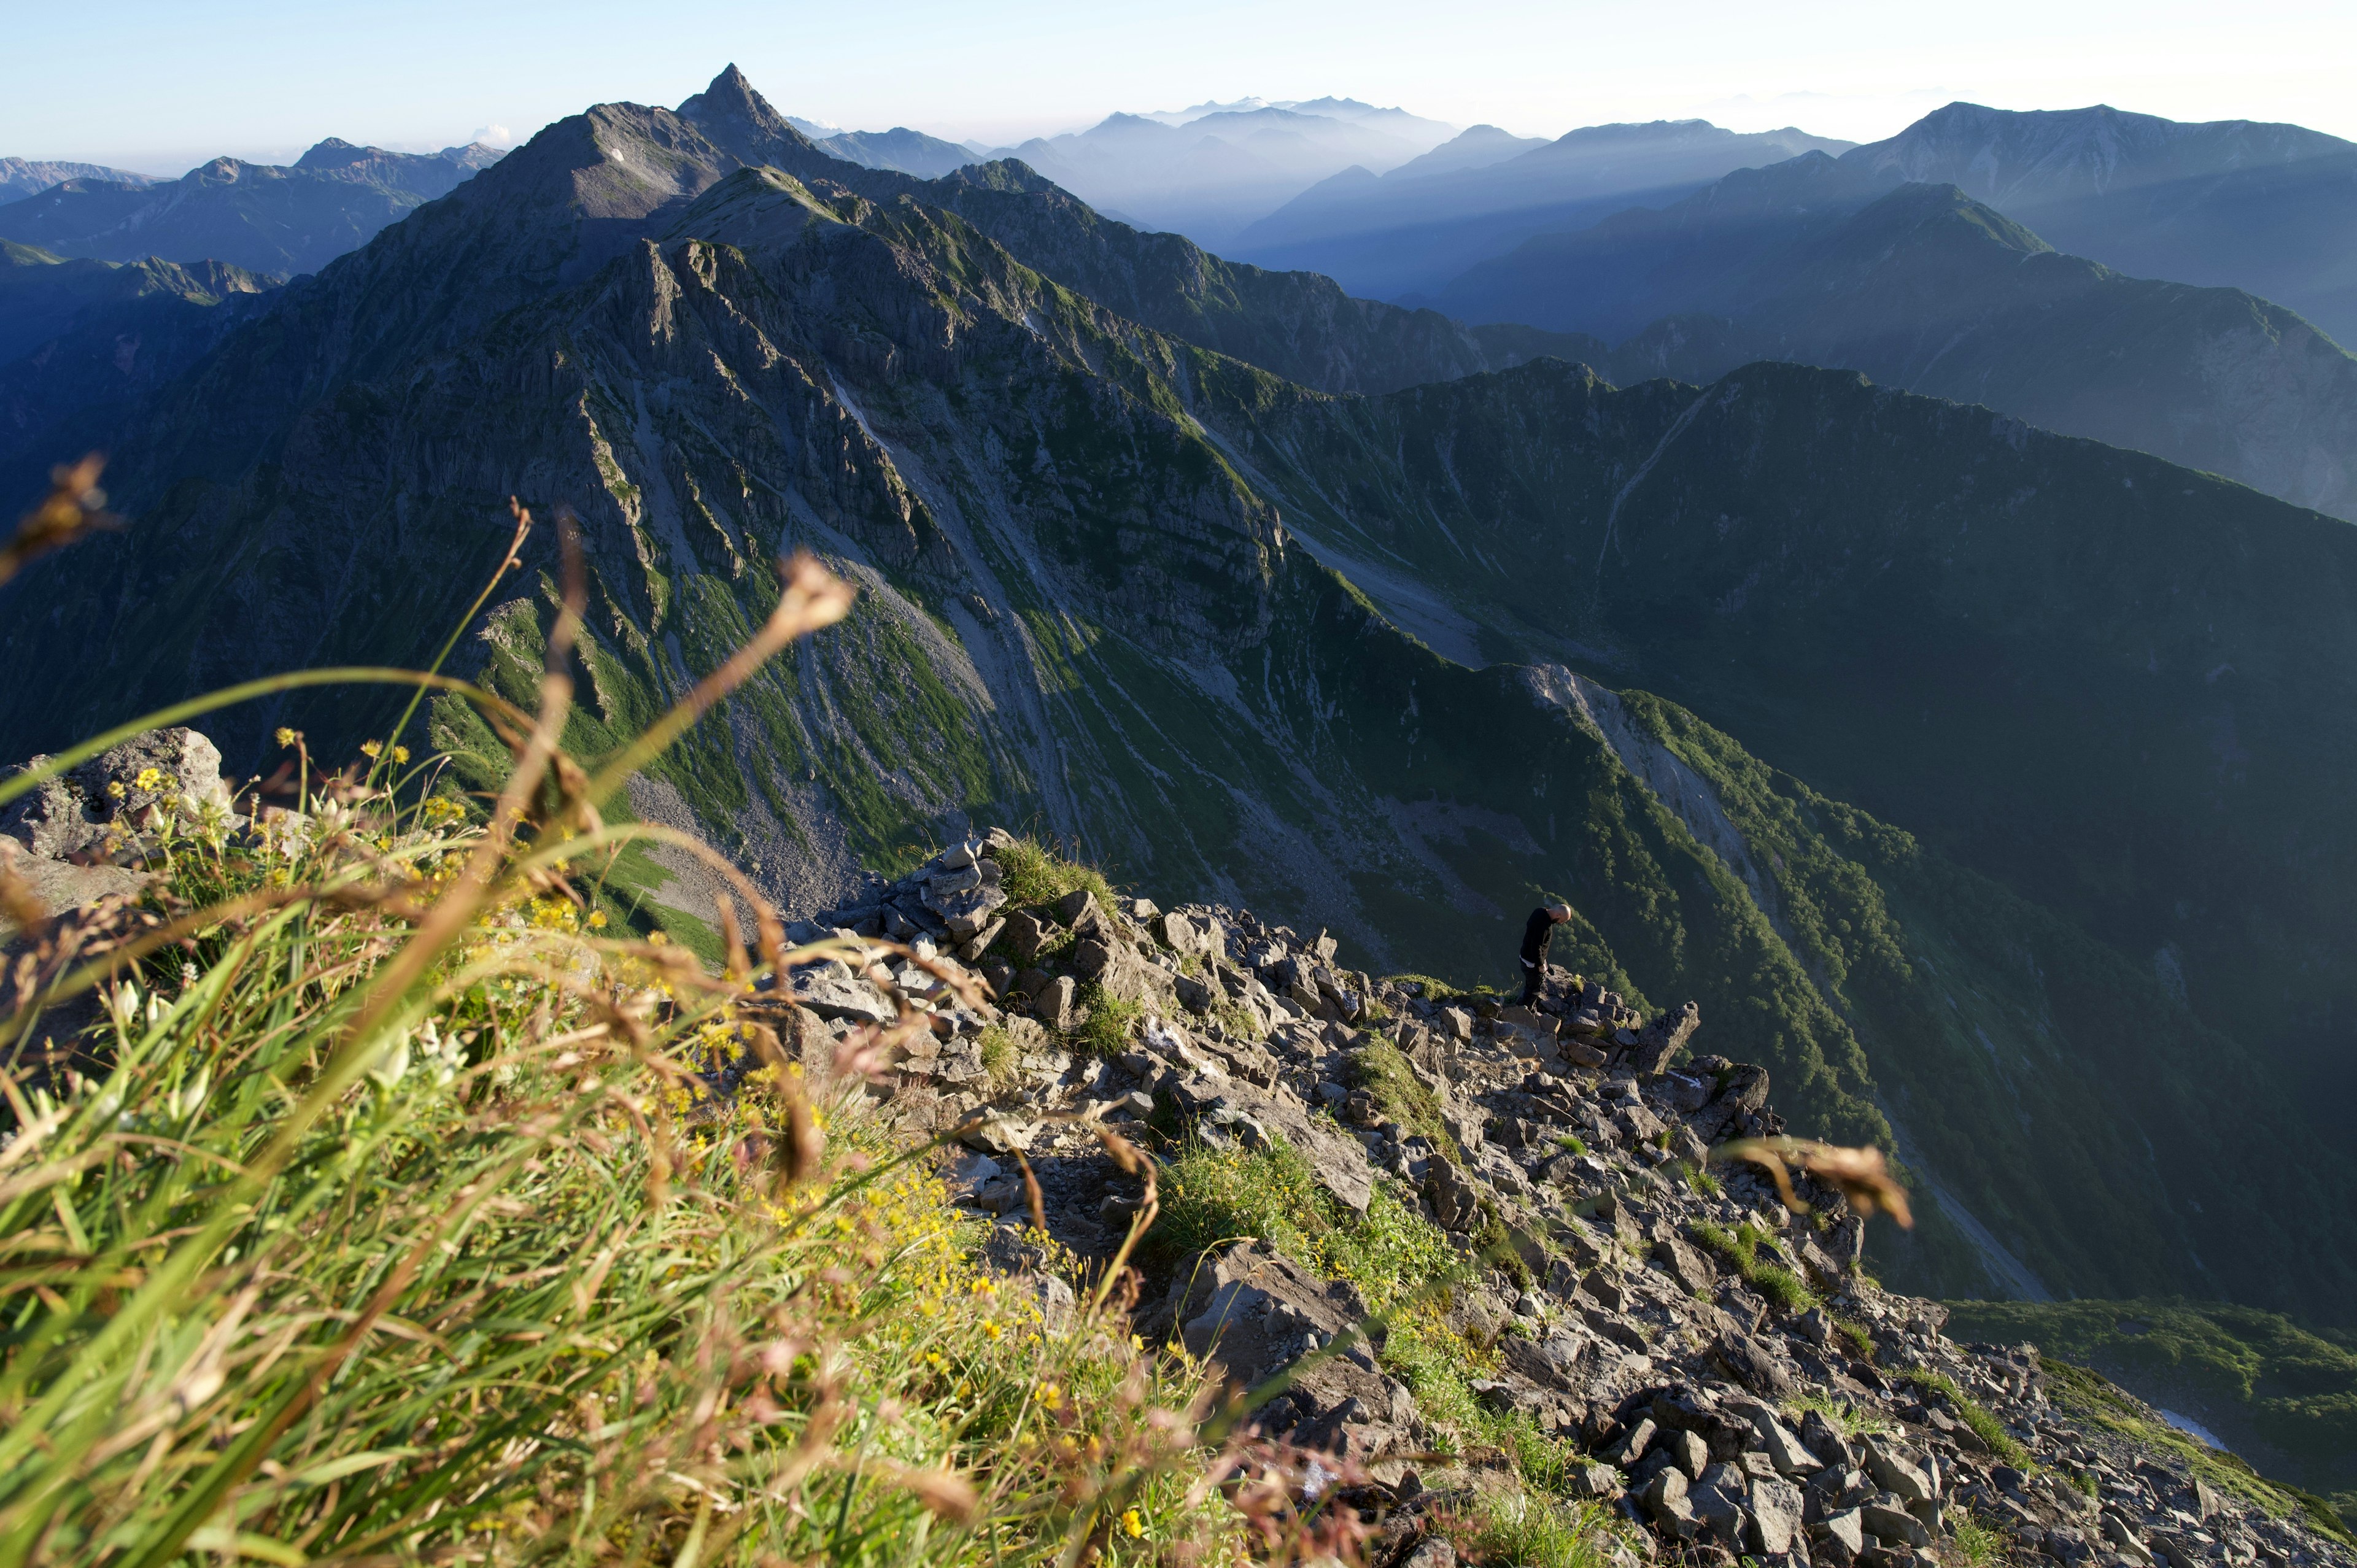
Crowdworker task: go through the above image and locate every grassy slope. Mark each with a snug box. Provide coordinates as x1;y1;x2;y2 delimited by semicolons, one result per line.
1948;1300;2357;1529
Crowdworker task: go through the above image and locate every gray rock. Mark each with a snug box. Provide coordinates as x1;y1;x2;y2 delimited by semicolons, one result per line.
1737;1405;1825;1477
1423;1153;1485;1232
1628;1002;1700;1075
1642;1471;1701;1540
1608;1417;1659;1468
1864;1440;1933;1505
1399;1539;1454;1568
1689;1481;1747;1547
1750;1477;1806;1554
1070;936;1114;979
789;962;896;1024
1813;1507;1868;1566
1802;1408;1859;1470
1032;974;1080;1032
1573;1463;1625;1499
1002;911;1054;963
2103;1512;2157;1567
1862;1501;1931;1549
1715;1332;1795;1397
4;726;239;864
1666;1427;1711;1479
1654;1233;1717;1295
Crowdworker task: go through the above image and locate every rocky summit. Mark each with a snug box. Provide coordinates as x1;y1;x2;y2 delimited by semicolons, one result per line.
748;828;2357;1568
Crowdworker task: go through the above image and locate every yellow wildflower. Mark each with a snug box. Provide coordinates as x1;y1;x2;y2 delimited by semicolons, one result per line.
133;767;163;792
106;781;125;800
360;740;382;759
391;744;410;764
982;1319;1001;1341
588;910;608;928
1036;1381;1062;1411
1123;1510;1144;1539
274;727;296;747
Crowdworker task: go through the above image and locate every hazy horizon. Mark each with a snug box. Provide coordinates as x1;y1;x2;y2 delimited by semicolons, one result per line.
8;0;2354;177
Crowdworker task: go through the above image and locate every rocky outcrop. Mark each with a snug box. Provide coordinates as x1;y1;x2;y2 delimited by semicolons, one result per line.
1;727;238;932
880;830;2355;1568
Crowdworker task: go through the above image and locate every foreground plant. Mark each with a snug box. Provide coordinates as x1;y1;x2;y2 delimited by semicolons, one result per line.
0;522;1254;1565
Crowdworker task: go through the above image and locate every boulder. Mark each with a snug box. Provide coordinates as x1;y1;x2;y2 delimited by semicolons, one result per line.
1860;1501;1931;1550
1864;1440;1933;1505
1001;911;1055;964
1628;1002;1700;1075
1714;1332;1795;1397
1813;1507;1867;1566
1749;1477;1806;1554
1653;1234;1717;1295
2;726;236;862
1639;1469;1700;1539
1032;975;1080;1032
1423;1153;1485;1232
788;962;895;1024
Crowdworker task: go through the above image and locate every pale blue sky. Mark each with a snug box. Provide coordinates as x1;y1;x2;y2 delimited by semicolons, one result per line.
11;0;2353;174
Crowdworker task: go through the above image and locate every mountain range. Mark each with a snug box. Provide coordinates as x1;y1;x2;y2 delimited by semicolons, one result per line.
1845;102;2357;350
0;137;504;276
1231;120;1854;299
1433;153;2357;522
0;158;157;204
980;98;1461;246
7;67;2357;1335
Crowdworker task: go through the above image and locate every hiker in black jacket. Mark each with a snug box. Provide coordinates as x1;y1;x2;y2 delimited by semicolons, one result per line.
1519;901;1573;1006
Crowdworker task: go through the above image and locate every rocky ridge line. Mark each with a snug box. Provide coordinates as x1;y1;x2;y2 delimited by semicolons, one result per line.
774;830;2355;1568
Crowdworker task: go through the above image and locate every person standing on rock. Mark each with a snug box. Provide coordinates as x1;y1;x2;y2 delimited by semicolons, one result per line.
1519;902;1573;1006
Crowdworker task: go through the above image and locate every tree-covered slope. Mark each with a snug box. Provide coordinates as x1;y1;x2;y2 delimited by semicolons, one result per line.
1204;356;2357;1175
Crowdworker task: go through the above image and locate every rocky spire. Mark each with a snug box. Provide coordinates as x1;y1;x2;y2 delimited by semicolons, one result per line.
675;64;822;170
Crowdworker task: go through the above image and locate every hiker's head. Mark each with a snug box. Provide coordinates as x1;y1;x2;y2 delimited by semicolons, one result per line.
1547;902;1573;923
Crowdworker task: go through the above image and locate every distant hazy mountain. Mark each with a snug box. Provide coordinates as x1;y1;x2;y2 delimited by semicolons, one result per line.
1228;120;1852;299
1132;95;1457;144
810;126;978;179
0;241;276;467
0;159;158;205
0;138;503;276
1839;102;2357;347
988;101;1458;247
1435;153;2357;521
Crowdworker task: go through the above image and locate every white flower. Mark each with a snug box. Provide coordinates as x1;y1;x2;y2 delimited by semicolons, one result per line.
107;981;142;1029
169;1067;211;1122
365;1033;411;1091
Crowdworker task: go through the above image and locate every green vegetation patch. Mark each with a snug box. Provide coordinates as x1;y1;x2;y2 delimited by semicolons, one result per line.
1689;1219;1814;1311
1342;1037;1460;1158
1073;983;1143;1057
2042;1361;2355;1546
993;833;1120;913
1895;1368;2032;1469
1946;1297;2357;1526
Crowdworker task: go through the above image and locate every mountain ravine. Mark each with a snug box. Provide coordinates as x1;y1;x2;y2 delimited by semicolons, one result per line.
3;69;2355;1328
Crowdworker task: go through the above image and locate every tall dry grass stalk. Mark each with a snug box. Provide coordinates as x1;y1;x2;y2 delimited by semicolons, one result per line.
0;519;1273;1565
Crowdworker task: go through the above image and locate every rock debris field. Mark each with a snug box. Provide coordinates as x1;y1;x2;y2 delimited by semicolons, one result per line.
773;830;2356;1568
